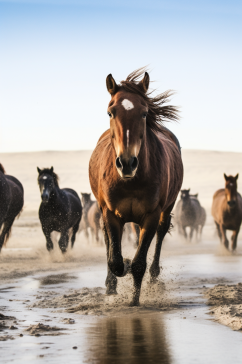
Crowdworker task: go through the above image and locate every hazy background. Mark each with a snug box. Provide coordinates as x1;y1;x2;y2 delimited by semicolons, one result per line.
0;0;242;152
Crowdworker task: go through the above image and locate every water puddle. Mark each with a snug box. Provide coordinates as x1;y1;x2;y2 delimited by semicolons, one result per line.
0;254;242;363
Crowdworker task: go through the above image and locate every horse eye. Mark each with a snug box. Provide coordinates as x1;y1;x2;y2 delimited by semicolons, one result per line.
142;112;147;119
107;112;112;118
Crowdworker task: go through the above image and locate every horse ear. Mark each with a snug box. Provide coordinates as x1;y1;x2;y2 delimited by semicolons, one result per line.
106;74;118;95
139;72;150;93
195;193;198;198
224;173;228;181
235;173;239;180
50;166;54;173
37;167;41;174
188;188;190;193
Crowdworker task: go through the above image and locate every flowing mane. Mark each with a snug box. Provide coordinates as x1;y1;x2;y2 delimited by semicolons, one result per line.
39;168;59;187
0;163;5;174
117;67;179;133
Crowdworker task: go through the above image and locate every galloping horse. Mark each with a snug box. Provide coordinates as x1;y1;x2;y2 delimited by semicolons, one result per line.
212;174;242;250
89;68;183;306
87;201;102;244
175;189;206;241
37;167;82;253
190;193;206;239
0;164;24;251
81;193;95;238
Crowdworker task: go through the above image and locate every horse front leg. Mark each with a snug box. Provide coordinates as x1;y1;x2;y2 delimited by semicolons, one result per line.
189;227;194;241
58;231;69;253
220;224;229;249
215;221;222;241
104;209;129;276
42;226;54;251
182;226;187;240
231;228;240;251
130;208;161;307
102;221;118;295
102;209;128;294
149;210;172;283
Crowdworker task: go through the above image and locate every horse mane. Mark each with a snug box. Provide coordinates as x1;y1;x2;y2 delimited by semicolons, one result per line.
0;163;5;174
119;67;179;133
39;168;59;187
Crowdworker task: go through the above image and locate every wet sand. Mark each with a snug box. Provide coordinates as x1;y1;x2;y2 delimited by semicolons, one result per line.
1;149;242;362
1;244;242;363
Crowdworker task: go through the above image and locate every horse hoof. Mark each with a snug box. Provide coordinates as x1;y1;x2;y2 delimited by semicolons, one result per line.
150;277;158;285
106;288;117;295
129;300;140;307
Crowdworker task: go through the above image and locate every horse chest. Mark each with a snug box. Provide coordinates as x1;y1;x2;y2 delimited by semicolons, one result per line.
108;192;158;223
40;205;68;226
223;208;241;227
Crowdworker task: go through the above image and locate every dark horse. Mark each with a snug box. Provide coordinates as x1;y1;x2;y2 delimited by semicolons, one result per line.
87;201;102;244
0;163;24;252
175;189;206;241
80;193;95;238
190;193;206;239
37;167;82;253
212;174;242;251
89;68;183;306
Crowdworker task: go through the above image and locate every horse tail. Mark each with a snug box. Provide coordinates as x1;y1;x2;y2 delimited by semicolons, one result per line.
16;207;23;219
0;163;6;174
3;228;12;246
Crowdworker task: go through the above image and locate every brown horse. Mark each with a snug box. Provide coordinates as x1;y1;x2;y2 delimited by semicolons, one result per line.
89;68;183;306
212;174;242;250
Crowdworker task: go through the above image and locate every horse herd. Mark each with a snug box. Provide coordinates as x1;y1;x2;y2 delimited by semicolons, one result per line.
0;68;241;306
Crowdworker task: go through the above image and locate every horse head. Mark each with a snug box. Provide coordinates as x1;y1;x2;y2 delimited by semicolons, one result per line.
106;72;150;179
180;189;191;210
224;173;239;208
180;189;190;201
37;166;58;203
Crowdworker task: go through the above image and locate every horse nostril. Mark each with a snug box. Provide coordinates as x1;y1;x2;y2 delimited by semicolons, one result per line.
115;157;123;170
131;157;138;171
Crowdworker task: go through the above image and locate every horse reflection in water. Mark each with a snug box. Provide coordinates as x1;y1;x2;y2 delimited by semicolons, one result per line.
84;314;171;364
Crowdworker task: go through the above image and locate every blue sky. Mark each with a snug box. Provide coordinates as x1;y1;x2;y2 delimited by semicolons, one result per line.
0;0;242;152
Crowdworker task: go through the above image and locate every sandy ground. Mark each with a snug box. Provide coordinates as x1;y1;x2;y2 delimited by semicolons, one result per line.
0;148;242;353
205;283;242;331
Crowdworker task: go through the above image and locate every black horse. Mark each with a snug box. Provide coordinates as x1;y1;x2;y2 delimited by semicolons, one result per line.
37;167;82;253
0;163;24;252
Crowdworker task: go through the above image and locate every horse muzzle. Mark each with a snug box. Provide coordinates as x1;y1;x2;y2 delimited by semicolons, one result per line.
41;191;50;203
227;200;236;208
115;156;138;179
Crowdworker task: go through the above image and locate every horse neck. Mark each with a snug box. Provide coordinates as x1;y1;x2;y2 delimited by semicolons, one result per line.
137;129;153;176
0;173;7;192
139;128;171;176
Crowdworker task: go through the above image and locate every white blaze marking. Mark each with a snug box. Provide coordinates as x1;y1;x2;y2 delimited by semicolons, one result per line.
122;99;134;110
127;129;129;148
43;176;47;179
